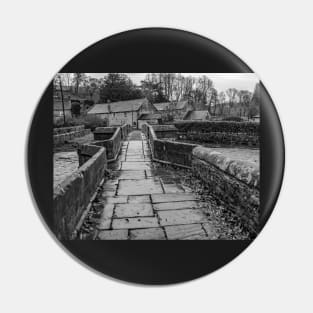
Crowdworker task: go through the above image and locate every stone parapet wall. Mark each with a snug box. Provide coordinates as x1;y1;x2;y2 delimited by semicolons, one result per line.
153;140;197;167
53;125;85;135
143;124;197;168
77;144;102;166
90;127;123;161
93;127;116;141
54;128;91;146
152;124;178;139
192;146;259;233
120;124;131;140
192;147;260;188
143;123;260;233
53;145;107;240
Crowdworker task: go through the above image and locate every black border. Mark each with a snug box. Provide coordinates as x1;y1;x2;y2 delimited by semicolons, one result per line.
27;28;285;285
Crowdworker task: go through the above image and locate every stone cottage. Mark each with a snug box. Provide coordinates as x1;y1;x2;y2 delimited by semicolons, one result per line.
154;100;194;121
87;98;156;128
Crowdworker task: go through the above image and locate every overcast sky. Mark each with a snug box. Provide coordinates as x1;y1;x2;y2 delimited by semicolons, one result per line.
87;73;259;93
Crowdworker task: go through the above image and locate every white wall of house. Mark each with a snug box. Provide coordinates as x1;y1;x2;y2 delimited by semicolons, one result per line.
108;111;139;127
93;111;139;127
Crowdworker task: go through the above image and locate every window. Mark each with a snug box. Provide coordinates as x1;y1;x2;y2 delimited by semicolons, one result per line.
124;112;127;117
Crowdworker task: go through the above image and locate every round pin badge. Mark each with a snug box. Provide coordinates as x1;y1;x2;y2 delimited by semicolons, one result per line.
27;28;284;284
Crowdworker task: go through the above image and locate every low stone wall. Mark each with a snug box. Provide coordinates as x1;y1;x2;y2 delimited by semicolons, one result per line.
143;124;197;168
54;126;91;146
175;121;259;147
143;123;260;233
53;145;107;240
153;140;197;167
152;124;178;139
53;125;85;135
77;144;102;166
90;127;122;162
120;124;131;140
177;132;259;147
93;127;116;140
192;146;260;233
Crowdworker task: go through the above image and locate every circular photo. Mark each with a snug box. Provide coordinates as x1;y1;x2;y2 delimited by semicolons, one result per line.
28;28;284;284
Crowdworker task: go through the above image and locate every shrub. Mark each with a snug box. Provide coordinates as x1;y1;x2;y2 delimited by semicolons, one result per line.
53;115;107;131
222;116;244;122
82;115;108;131
174;121;259;134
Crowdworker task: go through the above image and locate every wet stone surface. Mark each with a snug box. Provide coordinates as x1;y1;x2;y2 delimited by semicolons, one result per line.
117;178;163;195
112;217;159;229
165;224;208;240
80;130;216;240
153;200;199;211
114;203;154;218
130;228;166;240
158;209;208;226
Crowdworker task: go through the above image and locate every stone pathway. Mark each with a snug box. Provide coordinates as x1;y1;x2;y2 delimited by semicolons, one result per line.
92;130;216;240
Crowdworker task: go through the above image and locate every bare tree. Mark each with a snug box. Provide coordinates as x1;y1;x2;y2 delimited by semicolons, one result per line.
72;73;87;95
239;90;253;117
173;74;185;101
218;91;226;116
208;87;218;115
183;76;195;101
195;75;213;105
226;88;238;115
54;74;66;124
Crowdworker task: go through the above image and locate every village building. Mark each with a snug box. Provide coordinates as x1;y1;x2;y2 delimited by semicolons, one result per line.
137;113;162;129
153;100;194;121
183;110;211;121
87;98;156;128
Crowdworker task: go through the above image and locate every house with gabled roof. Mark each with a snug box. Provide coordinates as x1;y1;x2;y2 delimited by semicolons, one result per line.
183;110;211;121
153;100;194;121
87;98;156;128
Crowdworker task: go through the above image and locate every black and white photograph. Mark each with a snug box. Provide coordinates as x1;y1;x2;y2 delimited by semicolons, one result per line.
53;73;260;240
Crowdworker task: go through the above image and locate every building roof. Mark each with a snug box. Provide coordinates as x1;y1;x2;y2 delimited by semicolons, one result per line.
87;98;147;114
53;100;71;110
138;113;162;120
175;100;189;110
153;102;171;111
153;100;189;111
184;110;211;120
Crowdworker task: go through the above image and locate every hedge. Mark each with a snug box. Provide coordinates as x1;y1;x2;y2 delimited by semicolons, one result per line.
174;121;259;134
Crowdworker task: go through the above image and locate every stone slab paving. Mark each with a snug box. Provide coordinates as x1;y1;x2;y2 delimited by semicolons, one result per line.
153;200;199;211
112;217;159;229
130;228;166;240
165;224;208;240
91;130;216;240
114;203;154;218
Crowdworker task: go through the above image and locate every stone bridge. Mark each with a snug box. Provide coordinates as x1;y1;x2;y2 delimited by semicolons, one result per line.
88;130;216;240
53;123;259;240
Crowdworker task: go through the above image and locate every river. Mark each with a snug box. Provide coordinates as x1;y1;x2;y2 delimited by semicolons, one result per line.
53;151;79;188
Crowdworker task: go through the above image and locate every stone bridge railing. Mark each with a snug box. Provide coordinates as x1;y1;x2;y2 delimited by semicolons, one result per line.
142;123;260;234
53;125;91;146
80;124;131;163
53;145;107;240
53;124;131;240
